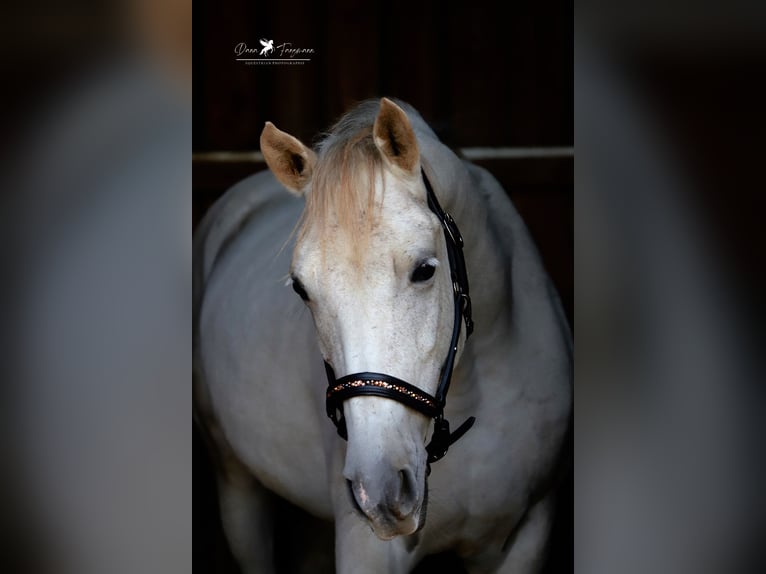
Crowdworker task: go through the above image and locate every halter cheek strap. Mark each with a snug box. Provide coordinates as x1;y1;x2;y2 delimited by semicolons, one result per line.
324;168;476;468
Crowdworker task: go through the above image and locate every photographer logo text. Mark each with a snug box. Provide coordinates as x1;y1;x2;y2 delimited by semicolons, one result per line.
235;40;314;65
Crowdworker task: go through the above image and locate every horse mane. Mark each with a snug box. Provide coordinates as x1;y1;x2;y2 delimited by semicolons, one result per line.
296;100;389;263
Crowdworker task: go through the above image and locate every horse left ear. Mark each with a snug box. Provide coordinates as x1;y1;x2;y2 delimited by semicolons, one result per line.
373;98;420;175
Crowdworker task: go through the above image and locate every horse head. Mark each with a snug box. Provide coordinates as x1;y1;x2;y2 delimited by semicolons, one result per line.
260;98;465;539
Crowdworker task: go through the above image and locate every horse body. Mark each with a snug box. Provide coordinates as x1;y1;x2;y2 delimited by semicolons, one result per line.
195;176;330;515
194;100;571;573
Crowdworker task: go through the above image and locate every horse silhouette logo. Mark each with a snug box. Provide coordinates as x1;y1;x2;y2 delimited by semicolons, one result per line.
259;39;274;57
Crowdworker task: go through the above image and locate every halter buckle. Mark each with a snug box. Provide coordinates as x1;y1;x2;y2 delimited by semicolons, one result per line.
425;417;451;463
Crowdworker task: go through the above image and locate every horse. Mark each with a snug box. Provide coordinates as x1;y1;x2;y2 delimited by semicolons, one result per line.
193;98;571;573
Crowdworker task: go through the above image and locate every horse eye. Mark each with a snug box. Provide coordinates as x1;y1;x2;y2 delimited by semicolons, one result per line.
411;262;436;283
291;278;310;301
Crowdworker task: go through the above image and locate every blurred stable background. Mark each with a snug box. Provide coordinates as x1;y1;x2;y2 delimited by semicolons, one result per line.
194;1;572;572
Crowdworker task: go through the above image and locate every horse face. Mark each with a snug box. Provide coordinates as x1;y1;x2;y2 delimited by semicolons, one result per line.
264;98;456;539
291;172;454;539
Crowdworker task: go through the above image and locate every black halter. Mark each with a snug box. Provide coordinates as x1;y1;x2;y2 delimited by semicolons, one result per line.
324;168;476;467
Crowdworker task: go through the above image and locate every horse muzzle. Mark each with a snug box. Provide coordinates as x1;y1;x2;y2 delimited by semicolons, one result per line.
345;465;423;540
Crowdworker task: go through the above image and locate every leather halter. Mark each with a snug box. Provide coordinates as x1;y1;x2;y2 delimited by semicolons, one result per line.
324;167;476;467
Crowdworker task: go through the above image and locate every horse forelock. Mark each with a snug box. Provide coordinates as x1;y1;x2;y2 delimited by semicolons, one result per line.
295;99;436;266
297;113;387;265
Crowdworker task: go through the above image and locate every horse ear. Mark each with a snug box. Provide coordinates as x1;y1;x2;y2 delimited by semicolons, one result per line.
260;122;316;195
373;98;420;175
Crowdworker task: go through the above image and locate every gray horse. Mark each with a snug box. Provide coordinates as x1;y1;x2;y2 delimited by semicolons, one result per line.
194;98;571;573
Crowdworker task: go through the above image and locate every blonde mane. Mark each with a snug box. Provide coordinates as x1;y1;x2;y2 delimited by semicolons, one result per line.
296;101;390;263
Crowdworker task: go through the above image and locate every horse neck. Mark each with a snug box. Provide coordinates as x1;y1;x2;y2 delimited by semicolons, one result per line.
444;154;573;380
419;140;511;342
417;131;571;419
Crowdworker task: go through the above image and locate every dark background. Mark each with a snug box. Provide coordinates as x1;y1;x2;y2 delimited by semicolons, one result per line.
194;1;572;571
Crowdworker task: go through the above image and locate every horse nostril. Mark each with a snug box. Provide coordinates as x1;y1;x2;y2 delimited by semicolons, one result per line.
395;467;418;517
346;479;365;516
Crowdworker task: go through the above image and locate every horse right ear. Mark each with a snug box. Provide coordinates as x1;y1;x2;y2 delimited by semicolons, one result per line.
260;122;316;196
